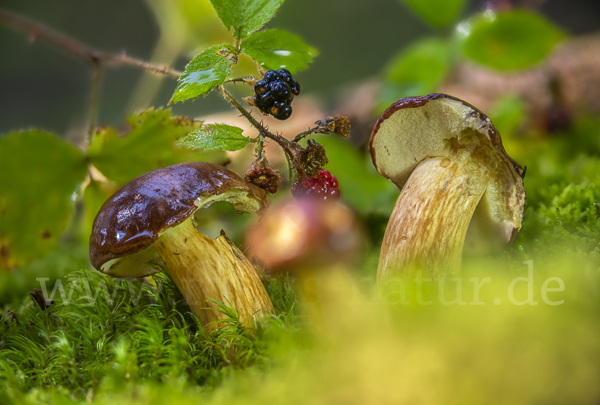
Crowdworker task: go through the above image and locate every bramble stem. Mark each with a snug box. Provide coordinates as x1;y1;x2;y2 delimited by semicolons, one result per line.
0;9;182;78
224;76;256;87
217;86;299;179
293;117;346;142
218;87;266;136
293;129;319;142
255;136;266;159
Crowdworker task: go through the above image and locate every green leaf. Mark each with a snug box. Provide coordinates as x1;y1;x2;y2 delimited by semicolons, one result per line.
88;109;226;186
400;0;465;27
0;131;88;268
209;0;285;40
463;10;565;70
241;29;317;73
379;38;453;111
177;124;250;152
169;45;236;105
177;124;250;151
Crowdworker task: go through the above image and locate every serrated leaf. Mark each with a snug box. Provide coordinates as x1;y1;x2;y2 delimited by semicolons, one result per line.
379;38;453;111
169;45;236;104
177;124;250;151
463;10;566;70
88;109;226;186
209;0;285;40
0;131;88;268
400;0;465;27
241;29;317;73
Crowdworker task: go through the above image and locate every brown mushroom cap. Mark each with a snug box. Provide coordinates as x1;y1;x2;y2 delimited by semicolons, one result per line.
370;93;526;255
89;161;268;276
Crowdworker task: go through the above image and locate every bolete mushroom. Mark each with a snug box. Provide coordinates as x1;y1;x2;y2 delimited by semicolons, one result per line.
89;161;274;328
370;94;526;277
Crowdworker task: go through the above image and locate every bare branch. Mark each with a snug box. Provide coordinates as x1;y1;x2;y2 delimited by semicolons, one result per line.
0;9;182;78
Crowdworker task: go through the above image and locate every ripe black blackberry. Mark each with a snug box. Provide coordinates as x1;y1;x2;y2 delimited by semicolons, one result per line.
254;69;300;120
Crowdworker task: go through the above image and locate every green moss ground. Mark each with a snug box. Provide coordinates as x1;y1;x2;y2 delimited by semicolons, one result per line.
2;112;600;404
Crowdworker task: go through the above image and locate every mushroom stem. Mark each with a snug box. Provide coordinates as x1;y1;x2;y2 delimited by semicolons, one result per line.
378;157;485;278
153;218;274;328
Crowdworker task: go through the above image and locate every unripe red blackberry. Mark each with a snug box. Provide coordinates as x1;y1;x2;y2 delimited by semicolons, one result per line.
291;169;340;201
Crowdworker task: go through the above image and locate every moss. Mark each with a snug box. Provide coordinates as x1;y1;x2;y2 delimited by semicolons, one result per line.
0;270;300;402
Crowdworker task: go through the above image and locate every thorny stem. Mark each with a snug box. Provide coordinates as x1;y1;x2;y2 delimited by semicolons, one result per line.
255;135;266;160
293;129;319;143
293;127;337;143
225;76;256;87
217;86;299;179
218;87;266;135
0;9;182;78
293;117;345;142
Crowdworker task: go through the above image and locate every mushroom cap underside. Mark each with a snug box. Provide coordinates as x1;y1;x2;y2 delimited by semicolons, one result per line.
89;161;268;273
370;94;526;254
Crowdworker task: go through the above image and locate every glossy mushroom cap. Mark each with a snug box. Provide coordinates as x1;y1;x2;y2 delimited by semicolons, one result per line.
89;161;268;276
370;93;526;255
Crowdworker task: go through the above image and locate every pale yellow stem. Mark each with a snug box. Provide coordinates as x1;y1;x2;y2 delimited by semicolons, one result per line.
378;157;485;278
154;218;274;328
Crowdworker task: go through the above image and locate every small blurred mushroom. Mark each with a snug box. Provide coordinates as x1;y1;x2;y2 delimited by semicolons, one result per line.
245;198;363;312
245;198;361;272
370;94;526;277
89;162;274;329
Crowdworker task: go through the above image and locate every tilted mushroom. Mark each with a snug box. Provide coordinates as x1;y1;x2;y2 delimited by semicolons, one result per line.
370;93;526;278
89;162;274;328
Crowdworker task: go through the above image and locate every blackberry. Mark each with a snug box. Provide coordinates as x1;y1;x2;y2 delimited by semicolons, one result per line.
263;70;279;82
254;69;300;120
277;69;300;95
269;101;292;120
291;169;340;201
269;81;291;99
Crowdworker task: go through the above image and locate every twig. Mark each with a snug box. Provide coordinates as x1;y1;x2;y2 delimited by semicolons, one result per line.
217;86;299;180
88;62;102;143
217;87;292;149
0;9;182;78
293;128;320;143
